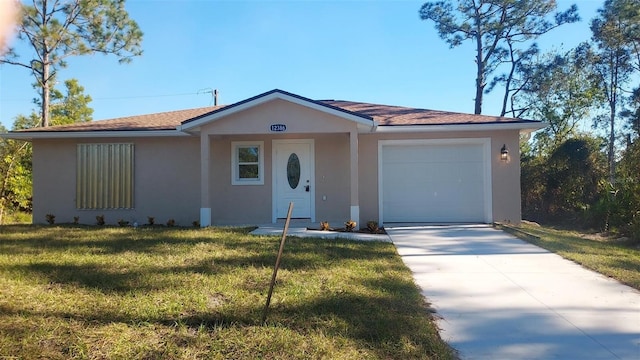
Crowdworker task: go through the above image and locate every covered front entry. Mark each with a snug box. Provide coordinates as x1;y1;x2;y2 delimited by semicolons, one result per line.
379;139;492;223
272;139;315;220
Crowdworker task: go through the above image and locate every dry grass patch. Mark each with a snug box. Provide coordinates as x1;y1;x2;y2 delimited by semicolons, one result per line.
508;223;640;290
0;225;454;359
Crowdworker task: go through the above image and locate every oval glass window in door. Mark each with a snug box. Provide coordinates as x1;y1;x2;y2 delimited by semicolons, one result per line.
287;153;301;189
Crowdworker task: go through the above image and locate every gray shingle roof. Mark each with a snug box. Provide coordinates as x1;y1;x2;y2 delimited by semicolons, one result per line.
322;100;535;126
15;90;538;133
17;106;222;132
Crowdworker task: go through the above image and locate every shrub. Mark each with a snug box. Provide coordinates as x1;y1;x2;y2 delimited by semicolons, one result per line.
147;216;155;226
320;221;330;231
73;216;79;225
367;220;379;233
117;219;129;227
96;215;105;226
45;214;55;225
344;220;356;232
166;219;175;227
192;220;200;227
521;136;606;225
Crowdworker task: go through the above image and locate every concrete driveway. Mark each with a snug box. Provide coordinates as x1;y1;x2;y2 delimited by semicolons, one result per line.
387;224;640;360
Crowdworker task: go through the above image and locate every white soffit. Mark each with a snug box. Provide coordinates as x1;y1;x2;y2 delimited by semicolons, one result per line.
0;130;190;140
375;122;547;133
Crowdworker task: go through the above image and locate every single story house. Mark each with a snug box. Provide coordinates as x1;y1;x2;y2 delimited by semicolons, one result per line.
4;89;545;227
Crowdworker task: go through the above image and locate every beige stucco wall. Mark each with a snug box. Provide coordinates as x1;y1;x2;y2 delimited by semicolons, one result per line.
31;98;523;226
32;137;201;226
201;99;358;135
200;100;356;224
207;134;351;225
490;131;522;224
198;99;523;225
358;129;522;225
201;99;356;224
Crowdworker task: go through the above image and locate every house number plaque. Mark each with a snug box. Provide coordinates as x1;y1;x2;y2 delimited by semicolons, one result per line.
270;124;287;132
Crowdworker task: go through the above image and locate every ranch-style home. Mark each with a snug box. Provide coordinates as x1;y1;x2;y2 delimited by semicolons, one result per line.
5;89;544;227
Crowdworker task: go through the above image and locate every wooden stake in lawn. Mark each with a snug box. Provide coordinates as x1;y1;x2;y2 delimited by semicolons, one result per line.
262;202;294;323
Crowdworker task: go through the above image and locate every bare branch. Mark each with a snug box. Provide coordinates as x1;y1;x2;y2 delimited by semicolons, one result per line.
0;58;34;71
420;0;578;114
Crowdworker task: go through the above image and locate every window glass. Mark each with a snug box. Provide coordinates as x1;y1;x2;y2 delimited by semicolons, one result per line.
239;164;259;179
287;153;300;189
238;146;259;163
232;142;263;185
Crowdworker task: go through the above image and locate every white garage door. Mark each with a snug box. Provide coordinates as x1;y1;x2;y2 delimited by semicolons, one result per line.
380;140;491;223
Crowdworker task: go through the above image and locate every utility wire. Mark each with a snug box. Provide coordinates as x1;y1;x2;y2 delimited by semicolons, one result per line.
0;91;207;103
90;92;201;100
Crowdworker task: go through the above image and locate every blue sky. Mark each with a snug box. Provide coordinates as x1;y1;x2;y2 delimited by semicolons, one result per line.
0;0;602;129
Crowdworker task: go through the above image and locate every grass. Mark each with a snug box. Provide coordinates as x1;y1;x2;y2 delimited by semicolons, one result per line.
508;223;640;291
0;225;454;359
1;211;32;225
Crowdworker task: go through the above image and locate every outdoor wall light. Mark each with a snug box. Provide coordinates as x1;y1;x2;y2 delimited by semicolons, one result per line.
500;144;509;161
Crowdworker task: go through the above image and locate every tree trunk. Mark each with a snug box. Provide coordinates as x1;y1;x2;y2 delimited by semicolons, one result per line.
475;71;484;114
609;101;616;184
472;1;489;116
475;36;484;115
608;51;620;185
0;171;13;224
500;65;515;117
0;199;5;225
40;0;51;128
41;58;51;128
500;41;518;117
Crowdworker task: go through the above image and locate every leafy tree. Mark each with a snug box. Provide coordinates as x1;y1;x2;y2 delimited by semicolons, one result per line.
609;0;640;140
0;0;142;127
545;137;606;216
46;79;93;126
419;0;579;115
0;78;93;223
625;88;640;137
612;141;640;236
0;124;32;224
521;136;606;224
589;0;638;182
520;143;547;221
517;49;603;154
605;0;640;72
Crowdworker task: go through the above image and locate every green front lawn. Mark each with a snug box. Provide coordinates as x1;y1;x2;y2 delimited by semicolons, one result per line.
510;223;640;290
0;225;454;359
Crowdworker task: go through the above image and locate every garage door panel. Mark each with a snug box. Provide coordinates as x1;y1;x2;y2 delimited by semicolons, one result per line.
381;142;489;223
383;144;484;163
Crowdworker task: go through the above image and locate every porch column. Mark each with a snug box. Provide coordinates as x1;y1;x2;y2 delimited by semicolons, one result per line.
349;130;360;225
200;133;211;227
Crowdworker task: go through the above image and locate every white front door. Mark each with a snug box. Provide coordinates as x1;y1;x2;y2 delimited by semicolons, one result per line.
273;140;314;220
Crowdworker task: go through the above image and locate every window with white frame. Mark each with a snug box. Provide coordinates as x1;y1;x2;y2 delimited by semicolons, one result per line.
232;141;264;185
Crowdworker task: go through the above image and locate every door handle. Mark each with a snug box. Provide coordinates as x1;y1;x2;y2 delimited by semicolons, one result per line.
305;185;310;192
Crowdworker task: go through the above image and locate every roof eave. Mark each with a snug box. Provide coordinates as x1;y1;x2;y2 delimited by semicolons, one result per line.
1;129;190;140
374;122;547;133
178;89;374;132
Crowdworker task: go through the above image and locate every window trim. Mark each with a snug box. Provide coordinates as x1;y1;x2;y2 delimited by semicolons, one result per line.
231;141;264;185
